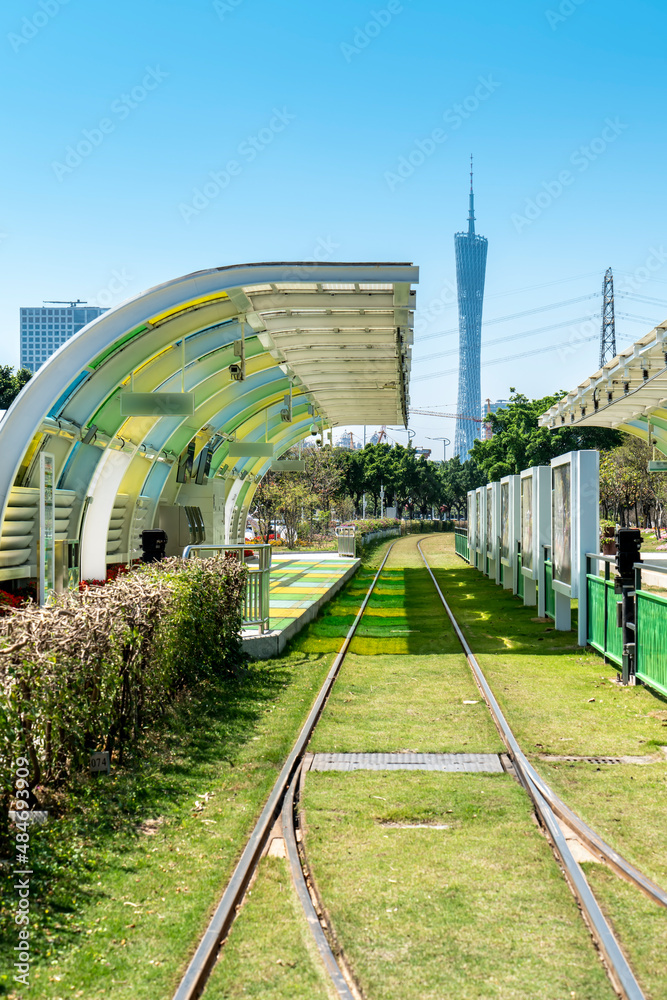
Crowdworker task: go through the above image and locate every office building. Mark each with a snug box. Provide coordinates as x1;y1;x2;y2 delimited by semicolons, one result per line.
20;302;107;373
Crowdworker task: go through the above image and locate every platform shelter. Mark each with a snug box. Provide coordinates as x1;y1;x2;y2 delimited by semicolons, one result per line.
0;262;417;591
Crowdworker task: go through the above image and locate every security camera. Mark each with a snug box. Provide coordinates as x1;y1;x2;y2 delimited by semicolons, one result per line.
309;423;319;434
229;363;245;381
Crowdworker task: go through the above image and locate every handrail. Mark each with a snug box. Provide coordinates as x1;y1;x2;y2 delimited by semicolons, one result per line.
585;552;615;564
182;543;272;632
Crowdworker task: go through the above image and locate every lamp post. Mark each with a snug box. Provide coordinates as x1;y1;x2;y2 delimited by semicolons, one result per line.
428;436;451;462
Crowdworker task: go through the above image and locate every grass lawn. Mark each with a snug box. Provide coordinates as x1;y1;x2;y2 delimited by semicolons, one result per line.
0;651;336;1000
582;866;667;1000
538;760;667;885
419;534;667;755
0;536;402;1000
202;857;334;1000
309;653;502;754
302;770;615;1000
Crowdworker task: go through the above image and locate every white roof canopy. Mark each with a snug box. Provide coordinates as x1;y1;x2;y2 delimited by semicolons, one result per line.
539;318;667;453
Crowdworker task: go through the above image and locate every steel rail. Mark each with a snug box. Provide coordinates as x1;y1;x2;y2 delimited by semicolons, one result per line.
172;543;395;1000
457;547;667;905
417;539;647;1000
282;763;357;1000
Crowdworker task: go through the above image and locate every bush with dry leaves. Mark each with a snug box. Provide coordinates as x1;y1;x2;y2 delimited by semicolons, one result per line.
0;555;247;840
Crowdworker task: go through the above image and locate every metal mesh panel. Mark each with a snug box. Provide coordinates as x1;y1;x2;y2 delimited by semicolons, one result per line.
587;575;606;652
544;560;555;619
636;591;667;697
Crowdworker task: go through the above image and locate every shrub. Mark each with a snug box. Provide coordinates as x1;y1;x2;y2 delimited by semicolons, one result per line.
0;555;246;847
158;555;247;685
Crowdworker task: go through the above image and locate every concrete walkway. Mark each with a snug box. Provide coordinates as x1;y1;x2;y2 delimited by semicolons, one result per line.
242;551;360;658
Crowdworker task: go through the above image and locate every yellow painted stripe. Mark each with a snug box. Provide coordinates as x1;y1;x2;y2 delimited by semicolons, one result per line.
148;290;229;327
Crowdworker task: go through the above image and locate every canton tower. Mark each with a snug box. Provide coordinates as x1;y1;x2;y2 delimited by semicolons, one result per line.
454;158;488;459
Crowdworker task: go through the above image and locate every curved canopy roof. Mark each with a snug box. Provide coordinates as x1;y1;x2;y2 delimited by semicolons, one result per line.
539;318;667;453
0;262;417;581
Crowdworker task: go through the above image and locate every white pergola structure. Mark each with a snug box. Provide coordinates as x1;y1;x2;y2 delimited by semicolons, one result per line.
539;319;667;449
0;262;417;584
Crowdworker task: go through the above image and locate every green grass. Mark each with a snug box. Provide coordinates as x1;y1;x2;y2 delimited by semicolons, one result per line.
0;536;399;1000
538;760;667;884
582;867;667;1000
420;535;667;754
0;652;335;1000
202;857;334;1000
301;770;615;1000
309;653;503;754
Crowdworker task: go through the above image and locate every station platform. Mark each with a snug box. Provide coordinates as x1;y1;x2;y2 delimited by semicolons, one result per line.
242;551;360;659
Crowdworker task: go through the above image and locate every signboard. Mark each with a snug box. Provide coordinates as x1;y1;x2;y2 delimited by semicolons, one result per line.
89;751;110;774
39;453;55;606
467;490;476;550
552;462;572;587
550;450;599;644
648;461;667;472
486;484;493;554
521;475;534;573
500;481;510;563
120;392;195;416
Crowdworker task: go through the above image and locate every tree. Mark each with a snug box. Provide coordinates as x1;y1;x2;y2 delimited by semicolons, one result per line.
438;456;484;518
469;390;623;482
599;437;667;527
0;366;32;410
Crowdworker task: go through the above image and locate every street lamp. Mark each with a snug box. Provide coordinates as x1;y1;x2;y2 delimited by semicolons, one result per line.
428;436;451;462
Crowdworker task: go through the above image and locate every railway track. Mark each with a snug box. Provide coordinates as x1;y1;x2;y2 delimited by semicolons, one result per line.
173;534;664;1000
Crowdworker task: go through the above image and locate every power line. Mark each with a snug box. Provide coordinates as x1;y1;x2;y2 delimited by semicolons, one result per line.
616;311;663;324
412;336;599;384
412;314;597;366
483;270;602;300
416;293;598;345
618;292;667;308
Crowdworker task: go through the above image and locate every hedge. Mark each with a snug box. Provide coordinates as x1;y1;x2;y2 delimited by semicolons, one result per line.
0;555;246;843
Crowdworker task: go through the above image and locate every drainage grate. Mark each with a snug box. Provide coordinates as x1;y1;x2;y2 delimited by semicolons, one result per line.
309;752;504;773
537;754;658;765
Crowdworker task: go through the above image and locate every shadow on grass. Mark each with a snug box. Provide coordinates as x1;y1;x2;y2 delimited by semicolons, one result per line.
433;563;581;656
0;659;296;969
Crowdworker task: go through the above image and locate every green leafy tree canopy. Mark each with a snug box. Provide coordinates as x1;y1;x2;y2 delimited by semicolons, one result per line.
0;365;32;410
469;389;622;482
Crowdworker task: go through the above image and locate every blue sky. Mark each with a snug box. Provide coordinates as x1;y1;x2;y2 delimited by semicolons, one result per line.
2;0;666;451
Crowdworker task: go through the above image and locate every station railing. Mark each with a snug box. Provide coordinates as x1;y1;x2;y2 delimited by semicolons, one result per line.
634;560;667;699
585;554;623;668
182;543;271;634
542;544;555;620
454;527;470;563
585;553;667;698
335;526;357;558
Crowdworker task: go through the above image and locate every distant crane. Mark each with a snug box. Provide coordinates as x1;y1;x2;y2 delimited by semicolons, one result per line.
43;299;88;307
600;268;617;367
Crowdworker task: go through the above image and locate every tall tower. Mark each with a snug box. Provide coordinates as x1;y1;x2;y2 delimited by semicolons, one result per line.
600;267;616;367
454;158;488;459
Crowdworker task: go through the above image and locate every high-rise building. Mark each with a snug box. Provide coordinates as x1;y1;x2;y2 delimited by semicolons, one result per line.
481;398;509;440
454;159;488;459
20;302;107;373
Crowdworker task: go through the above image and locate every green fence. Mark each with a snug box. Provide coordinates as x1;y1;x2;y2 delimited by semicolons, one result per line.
586;573;623;667
636;590;667;699
454;529;470;563
544;560;555;619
